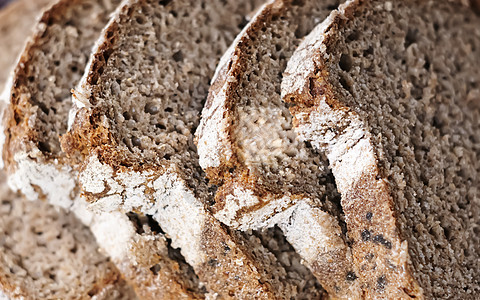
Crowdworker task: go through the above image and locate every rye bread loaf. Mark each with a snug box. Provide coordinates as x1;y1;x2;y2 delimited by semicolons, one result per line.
0;0;53;93
194;0;361;297
0;0;206;297
0;173;137;300
61;0;326;298
282;0;480;298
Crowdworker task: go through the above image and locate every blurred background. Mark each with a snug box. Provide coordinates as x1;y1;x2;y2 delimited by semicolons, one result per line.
0;0;12;9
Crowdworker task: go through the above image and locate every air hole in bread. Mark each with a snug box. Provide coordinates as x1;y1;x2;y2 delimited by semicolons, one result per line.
339;53;353;72
339;74;353;96
144;102;159;114
172;50;183;62
135;16;147;25
404;28;417;48
158;0;172;6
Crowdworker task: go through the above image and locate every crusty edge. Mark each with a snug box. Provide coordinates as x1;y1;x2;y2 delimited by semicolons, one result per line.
62;0;129;158
195;1;364;298
282;0;423;298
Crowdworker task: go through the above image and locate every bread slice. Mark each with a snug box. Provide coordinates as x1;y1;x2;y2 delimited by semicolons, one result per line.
282;0;480;298
1;0;123;208
0;0;53;93
60;0;326;297
0;172;137;299
0;1;135;298
194;0;362;297
0;0;207;297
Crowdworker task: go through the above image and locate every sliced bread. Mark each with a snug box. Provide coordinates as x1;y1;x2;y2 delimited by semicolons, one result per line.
0;0;205;297
194;0;360;297
60;0;326;297
282;0;480;298
0;172;137;299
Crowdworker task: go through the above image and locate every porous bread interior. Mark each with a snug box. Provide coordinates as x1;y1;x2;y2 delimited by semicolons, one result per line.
0;183;127;299
72;0;261;197
216;0;342;208
6;0;120;157
253;226;325;299
322;1;480;297
0;0;53;92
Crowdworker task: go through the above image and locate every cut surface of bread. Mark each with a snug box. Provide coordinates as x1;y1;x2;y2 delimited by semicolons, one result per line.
0;0;53;93
61;0;325;297
0;0;206;297
194;0;360;297
0;173;137;300
282;0;480;298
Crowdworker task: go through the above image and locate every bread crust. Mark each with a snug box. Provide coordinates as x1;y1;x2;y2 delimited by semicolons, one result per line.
1;0;81;208
282;1;422;298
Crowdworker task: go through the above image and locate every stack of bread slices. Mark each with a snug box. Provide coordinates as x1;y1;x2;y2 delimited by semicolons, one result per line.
1;0;479;299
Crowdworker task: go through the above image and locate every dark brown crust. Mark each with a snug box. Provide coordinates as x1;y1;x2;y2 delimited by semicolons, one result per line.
283;0;426;298
0;1;125;298
60;14;121;161
201;1;311;226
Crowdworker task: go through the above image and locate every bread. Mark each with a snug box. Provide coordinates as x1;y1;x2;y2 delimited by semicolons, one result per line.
282;0;480;298
0;0;208;297
0;172;136;299
0;0;53;93
2;0;122;209
194;0;362;297
60;0;328;297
